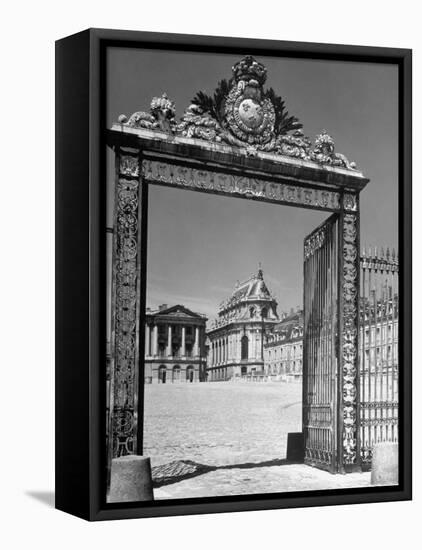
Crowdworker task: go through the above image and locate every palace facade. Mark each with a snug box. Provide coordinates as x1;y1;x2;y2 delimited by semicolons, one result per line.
206;268;280;381
264;310;304;381
144;304;207;383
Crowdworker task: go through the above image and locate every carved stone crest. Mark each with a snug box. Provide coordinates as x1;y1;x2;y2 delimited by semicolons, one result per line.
116;56;359;171
224;57;276;146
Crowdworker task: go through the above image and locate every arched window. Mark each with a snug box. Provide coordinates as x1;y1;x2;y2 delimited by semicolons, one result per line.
261;307;268;319
249;306;255;318
158;365;167;384
186;365;194;383
241;335;249;360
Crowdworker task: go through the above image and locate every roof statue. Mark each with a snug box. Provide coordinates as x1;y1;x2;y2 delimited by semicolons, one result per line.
117;56;357;170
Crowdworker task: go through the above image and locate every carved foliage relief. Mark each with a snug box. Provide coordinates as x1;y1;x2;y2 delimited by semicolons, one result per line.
341;212;359;466
111;152;141;457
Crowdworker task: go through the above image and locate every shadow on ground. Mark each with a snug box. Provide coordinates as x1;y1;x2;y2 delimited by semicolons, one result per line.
25;491;55;508
152;458;302;487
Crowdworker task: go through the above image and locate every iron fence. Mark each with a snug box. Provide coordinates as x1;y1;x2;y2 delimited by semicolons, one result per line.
359;247;399;468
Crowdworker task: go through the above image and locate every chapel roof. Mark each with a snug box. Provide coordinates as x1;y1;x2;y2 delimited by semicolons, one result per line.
219;268;276;312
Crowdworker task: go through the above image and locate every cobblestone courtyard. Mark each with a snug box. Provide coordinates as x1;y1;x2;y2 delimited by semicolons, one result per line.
143;381;372;499
144;381;303;467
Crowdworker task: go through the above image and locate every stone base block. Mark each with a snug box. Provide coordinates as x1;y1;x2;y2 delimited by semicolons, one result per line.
286;432;304;462
108;455;154;503
371;442;399;485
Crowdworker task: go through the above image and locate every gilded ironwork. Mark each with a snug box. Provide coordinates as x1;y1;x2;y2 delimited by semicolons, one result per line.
359;247;399;467
142;159;341;212
304;226;326;259
303;215;338;472
110;155;142;458
341;213;360;466
107;55;370;479
116;56;358;170
119;93;177;133
311;131;357;170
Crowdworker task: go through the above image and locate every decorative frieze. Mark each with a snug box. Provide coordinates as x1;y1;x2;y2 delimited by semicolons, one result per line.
142;159;341;212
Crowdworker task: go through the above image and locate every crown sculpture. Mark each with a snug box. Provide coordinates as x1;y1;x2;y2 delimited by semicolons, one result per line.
117;56;356;170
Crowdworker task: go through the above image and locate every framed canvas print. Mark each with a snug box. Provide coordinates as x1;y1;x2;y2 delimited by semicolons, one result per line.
55;28;412;521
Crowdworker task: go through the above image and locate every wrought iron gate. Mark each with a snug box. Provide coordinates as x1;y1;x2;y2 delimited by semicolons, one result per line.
303;214;339;472
359;248;399;468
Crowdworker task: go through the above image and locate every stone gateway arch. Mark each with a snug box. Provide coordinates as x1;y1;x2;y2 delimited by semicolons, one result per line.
106;55;369;475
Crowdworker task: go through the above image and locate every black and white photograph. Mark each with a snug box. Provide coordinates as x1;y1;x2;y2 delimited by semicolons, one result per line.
2;0;420;543
105;47;401;503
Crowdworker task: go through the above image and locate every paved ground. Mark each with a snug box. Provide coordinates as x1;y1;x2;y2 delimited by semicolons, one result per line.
153;463;373;500
144;381;303;468
143;381;378;500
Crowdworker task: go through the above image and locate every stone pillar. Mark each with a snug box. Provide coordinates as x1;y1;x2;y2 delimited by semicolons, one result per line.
181;325;186;357
152;324;158;356
108;455;154;503
193;326;199;357
145;324;150;356
167;324;172;357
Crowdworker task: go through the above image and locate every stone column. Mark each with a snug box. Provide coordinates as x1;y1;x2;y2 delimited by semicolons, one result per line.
193;326;199;357
152;324;158;356
181;325;186;357
145;324;150;356
167;324;172;357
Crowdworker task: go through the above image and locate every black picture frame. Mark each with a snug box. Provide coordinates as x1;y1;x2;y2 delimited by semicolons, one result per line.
55;28;412;521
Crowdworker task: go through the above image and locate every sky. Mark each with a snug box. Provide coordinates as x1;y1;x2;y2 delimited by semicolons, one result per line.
106;47;398;324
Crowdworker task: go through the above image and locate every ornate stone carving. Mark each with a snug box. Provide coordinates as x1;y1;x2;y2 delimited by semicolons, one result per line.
142;159;342;212
119;93;177;133
115;56;358;170
341;213;359;466
310;131;357;170
110;157;141;458
176;103;224;142
120;154;140;177
343;192;357;212
178;56;303;153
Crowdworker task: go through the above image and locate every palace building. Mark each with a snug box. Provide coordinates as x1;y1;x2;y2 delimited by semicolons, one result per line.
206;268;280;381
264;309;304;382
144;304;207;384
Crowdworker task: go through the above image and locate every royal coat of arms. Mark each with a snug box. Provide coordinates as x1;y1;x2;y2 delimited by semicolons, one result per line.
118;55;357;169
224;57;277;146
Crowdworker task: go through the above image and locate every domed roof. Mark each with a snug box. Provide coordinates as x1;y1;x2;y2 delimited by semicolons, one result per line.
219;268;275;312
